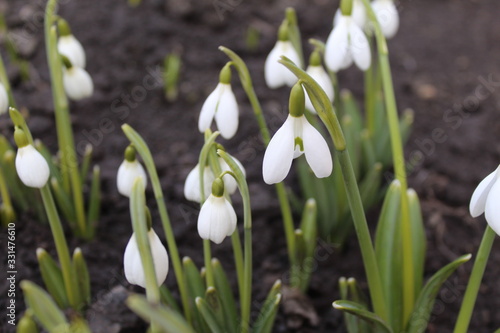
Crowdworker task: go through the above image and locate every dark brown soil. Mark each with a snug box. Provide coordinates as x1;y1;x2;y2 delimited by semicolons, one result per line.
1;0;500;332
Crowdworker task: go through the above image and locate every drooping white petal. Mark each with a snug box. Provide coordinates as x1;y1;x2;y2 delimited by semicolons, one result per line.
470;167;499;217
485;176;500;236
372;0;399;39
219;155;246;195
348;22;371;71
0;82;8;114
63;67;93;101
117;160;148;197
325;17;350;72
199;84;222;134
184;164;215;203
124;230;169;288
58;35;86;68
265;41;301;89
198;195;237;244
214;84;239;139
262;115;295;184
15;145;50;188
148;230;169;286
304;65;335;113
300;117;333;178
333;0;367;29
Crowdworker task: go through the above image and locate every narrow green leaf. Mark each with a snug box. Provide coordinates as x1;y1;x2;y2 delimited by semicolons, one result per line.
86;165;101;237
339;278;359;333
127;294;195;333
159;285;181;314
20;281;70;333
252;280;282;333
196;297;224;333
205;287;225;329
347;278;370;332
407;189;426;296
332;300;393;333
212;259;238;332
399;109;414;145
80;144;92;187
300;198;317;259
360;130;377;175
374;180;402;331
340;90;363;133
183;257;209;332
36;248;68;308
407;254;472;333
341;115;360;180
254;294;281;333
17;311;39;333
73;248;90;305
359;162;382;211
50;178;76;225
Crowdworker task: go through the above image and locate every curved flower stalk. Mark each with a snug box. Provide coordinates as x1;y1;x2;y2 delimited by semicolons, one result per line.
62;56;93;101
263;82;333;184
334;0;367;29
371;0;399;39
57;19;86;68
0;82;8;114
325;14;371;71
14;128;50;189
197;178;237;244
304;51;334;113
199;64;239;139
117;145;148;197
264;22;301;89
469;165;500;234
124;228;169;288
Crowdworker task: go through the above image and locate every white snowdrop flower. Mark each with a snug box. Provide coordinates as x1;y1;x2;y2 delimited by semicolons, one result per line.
198;65;239;140
184;164;215;203
197;178;237;244
334;0;367;29
262;83;333;184
372;0;399;39
264;23;301;89
57;19;86;68
117;147;147;198
470;166;500;235
63;66;93;101
58;35;86;69
325;14;371;72
219;155;246;195
124;229;169;288
0;82;8;114
14;128;50;189
304;52;334;114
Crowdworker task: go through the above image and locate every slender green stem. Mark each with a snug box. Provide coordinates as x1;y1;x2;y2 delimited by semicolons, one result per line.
453;226;496;333
45;0;87;238
337;150;388;321
122;124;191;323
361;0;415;321
203;240;215;288
217;150;252;333
278;57;388;321
0;54;16;108
219;47;295;264
0;165;15;224
40;185;80;309
230;231;244;302
130;179;161;333
364;44;375;135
